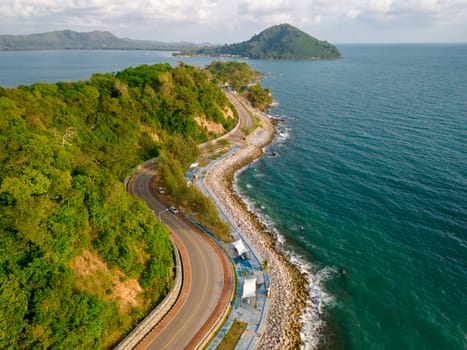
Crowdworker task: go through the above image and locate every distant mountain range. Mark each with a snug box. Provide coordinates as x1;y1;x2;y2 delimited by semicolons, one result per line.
0;30;211;51
178;24;341;60
0;25;341;59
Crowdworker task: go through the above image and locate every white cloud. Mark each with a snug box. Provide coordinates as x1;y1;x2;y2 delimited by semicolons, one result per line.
238;0;291;16
312;0;467;22
0;0;465;42
0;0;220;25
236;0;293;26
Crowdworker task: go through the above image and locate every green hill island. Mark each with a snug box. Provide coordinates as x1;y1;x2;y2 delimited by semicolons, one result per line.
178;23;341;60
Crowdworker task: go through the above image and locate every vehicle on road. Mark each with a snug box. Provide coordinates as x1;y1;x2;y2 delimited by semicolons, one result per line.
169;206;179;214
158;187;165;194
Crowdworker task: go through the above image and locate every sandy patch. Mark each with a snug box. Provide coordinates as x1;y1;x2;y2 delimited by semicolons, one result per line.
72;249;143;313
195;115;225;135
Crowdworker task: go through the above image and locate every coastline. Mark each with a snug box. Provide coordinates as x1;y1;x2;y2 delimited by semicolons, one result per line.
204;113;309;349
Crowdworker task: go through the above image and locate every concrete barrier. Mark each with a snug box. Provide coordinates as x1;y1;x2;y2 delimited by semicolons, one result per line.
114;239;183;350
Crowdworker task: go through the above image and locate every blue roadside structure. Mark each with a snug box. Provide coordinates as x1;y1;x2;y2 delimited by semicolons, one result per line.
189;146;271;350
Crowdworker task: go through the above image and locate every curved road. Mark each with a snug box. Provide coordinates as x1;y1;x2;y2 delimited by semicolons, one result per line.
198;90;255;151
127;90;254;349
226;91;254;128
131;164;233;349
225;91;255;143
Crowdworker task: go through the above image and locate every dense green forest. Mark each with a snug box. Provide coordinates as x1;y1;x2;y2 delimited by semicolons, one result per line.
206;61;261;91
0;63;237;348
180;23;341;60
244;83;273;111
206;61;273;111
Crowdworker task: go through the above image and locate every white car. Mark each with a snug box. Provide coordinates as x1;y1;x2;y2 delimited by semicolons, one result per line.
169;206;179;214
158;187;165;194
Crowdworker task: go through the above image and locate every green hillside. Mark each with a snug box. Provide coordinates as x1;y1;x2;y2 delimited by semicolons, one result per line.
182;23;341;60
0;30;212;51
206;61;262;90
0;30;126;50
206;61;273;110
0;63;236;348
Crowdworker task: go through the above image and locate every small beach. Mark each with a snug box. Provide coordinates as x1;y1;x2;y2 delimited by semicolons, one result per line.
204;113;310;349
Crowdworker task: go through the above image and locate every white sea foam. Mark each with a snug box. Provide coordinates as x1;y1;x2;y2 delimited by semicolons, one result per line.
231;119;337;348
292;258;338;349
234;173;334;349
273;116;291;143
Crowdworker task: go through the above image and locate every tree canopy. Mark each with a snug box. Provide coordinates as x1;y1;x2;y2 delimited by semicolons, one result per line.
206;61;261;91
0;63;237;348
206;61;273;111
180;24;341;60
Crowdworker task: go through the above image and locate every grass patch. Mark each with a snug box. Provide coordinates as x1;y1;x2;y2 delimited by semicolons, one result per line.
241;127;251;136
253;115;262;129
215;320;248;350
217;138;230;147
242;116;261;136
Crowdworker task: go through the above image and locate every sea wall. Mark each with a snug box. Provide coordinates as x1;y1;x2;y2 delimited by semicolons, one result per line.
205;115;308;349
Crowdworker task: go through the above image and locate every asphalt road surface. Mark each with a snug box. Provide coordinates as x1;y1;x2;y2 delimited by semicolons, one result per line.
131;164;232;350
225;90;254;143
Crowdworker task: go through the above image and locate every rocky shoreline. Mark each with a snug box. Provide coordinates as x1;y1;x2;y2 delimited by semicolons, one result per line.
204;114;309;349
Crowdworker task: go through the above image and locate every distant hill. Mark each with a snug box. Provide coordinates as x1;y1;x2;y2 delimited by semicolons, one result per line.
179;24;341;60
0;30;211;51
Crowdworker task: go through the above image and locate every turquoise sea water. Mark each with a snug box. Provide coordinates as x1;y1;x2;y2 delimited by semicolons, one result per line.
0;49;216;87
240;45;467;349
1;46;465;349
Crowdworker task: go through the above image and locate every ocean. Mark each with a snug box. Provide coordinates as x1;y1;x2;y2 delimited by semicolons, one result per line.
239;45;467;349
1;46;466;349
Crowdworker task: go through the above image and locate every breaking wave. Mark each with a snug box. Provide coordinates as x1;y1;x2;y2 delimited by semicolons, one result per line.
233;170;334;349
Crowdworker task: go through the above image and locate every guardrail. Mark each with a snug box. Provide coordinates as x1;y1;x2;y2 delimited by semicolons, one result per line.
114;238;183;350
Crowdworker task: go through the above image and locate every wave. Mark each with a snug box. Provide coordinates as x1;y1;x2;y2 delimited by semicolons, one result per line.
273;116;291;143
233;171;335;349
267;115;291;159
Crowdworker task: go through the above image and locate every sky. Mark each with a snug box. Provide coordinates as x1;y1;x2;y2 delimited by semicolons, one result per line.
0;0;466;44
